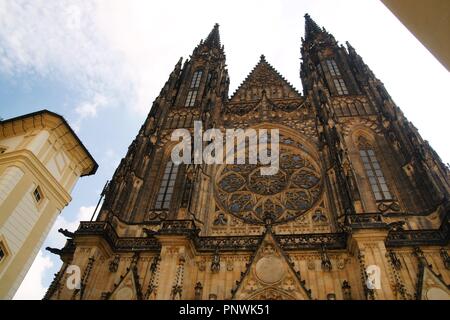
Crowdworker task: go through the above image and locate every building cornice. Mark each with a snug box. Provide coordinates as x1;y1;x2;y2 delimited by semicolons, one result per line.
0;110;98;176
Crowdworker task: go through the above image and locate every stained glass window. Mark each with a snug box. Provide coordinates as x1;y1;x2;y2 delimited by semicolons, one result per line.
155;161;179;209
359;142;392;201
326;59;341;76
326;59;348;95
185;70;202;107
334;78;348;95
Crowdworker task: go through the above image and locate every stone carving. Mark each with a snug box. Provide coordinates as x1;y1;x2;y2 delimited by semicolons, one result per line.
342;280;352;300
255;255;285;284
145;255;161;300
312;209;328;223
213;212;228;226
109;255;120;273
378;201;401;213
194;282;203;300
232;230;312;300
171;255;185;300
198;259;206;272
211;249;221;273
327;293;336;300
320;245;332;271
226;260;234;271
440;248;450;270
388;250;402;270
337;257;347;270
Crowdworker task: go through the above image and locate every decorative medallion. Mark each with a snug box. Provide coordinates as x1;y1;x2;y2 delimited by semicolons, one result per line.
255;256;285;284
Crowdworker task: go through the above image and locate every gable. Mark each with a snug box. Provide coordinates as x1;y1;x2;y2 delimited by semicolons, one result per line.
107;255;143;300
231;227;312;300
416;263;450;300
229;55;302;104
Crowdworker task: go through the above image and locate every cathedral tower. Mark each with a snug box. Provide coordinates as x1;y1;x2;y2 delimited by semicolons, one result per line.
45;16;450;300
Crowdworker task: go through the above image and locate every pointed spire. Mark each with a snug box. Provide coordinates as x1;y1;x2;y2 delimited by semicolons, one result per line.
204;23;221;49
170;57;183;76
176;56;183;68
304;13;322;42
346;41;375;78
346;41;357;56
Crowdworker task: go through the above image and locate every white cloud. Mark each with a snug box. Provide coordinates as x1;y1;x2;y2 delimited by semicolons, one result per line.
13;250;53;300
75;93;108;118
13;206;95;300
0;0;129;131
0;1;119;87
72;93;109;132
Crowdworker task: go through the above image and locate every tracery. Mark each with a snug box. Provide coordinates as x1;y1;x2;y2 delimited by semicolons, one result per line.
215;146;322;224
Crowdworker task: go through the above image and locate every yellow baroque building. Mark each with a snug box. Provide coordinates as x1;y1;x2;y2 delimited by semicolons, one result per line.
0;110;97;299
45;15;450;300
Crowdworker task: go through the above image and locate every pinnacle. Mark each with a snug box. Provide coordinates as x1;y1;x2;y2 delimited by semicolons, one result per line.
304;13;323;42
204;23;221;49
346;41;357;55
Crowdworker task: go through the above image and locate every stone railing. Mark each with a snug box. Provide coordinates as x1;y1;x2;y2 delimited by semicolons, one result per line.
69;215;449;253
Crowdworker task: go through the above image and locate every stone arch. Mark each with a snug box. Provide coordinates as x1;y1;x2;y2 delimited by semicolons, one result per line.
341;118;381;137
348;125;402;213
140;141;184;220
349;125;378;148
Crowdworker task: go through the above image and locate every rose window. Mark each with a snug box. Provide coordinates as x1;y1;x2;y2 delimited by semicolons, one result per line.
248;169;288;195
215;148;322;225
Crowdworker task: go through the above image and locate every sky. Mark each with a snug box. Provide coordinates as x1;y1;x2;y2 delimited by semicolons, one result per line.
0;0;448;299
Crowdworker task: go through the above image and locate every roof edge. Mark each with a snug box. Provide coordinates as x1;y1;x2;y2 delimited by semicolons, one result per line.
0;109;98;176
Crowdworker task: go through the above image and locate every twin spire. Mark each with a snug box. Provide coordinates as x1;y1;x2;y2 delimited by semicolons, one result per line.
201;14;323;50
197;15;323;100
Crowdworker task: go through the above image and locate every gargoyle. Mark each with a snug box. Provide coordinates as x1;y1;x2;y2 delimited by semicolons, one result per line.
58;228;75;238
46;247;63;256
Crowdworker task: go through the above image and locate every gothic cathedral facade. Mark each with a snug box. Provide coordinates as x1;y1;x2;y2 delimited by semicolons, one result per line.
45;15;450;300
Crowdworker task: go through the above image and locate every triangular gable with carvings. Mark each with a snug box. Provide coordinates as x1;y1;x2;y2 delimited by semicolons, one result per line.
231;227;312;300
107;258;143;300
416;263;450;300
229;55;302;104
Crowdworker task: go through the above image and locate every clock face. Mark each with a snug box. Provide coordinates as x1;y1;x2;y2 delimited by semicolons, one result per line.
215;146;322;225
